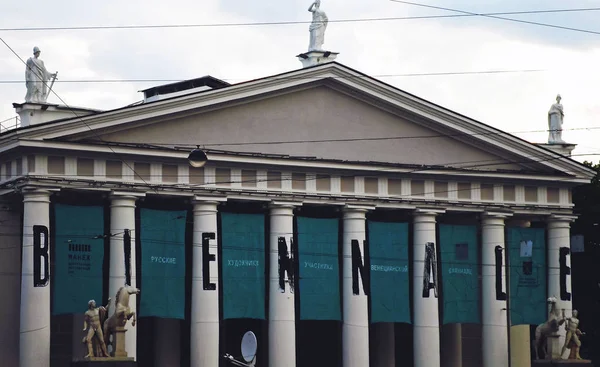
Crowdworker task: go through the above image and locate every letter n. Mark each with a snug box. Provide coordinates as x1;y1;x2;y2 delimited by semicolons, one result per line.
33;225;50;287
352;239;369;296
559;247;571;301
278;237;295;293
422;242;438;298
494;245;507;301
202;233;217;291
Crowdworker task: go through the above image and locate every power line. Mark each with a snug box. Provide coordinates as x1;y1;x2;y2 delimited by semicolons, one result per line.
1;6;600;32
0;69;547;84
0;37;158;193
390;0;600;36
81;127;600;148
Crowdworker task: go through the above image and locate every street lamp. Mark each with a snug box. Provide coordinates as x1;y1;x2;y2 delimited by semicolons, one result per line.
188;146;208;168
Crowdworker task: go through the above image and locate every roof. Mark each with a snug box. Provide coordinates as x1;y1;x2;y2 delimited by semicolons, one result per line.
0;61;595;181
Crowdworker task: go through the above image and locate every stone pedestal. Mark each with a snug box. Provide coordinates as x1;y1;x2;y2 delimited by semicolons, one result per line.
112;327;130;358
547;333;562;360
72;359;136;367
533;360;594;366
296;50;339;68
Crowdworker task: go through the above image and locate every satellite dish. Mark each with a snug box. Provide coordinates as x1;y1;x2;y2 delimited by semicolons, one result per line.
241;331;257;363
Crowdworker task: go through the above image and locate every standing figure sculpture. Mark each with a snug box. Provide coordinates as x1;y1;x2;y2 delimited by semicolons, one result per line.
25;47;57;103
82;298;111;358
548;94;565;144
103;284;140;355
534;297;565;360
561;309;585;360
308;0;328;51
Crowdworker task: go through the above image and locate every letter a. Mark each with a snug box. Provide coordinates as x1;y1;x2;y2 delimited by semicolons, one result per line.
278;237;294;293
352;239;369;296
203;233;217;291
33;225;50;287
422;242;438;298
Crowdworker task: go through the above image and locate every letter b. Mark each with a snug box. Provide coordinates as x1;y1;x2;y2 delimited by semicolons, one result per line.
33;225;50;287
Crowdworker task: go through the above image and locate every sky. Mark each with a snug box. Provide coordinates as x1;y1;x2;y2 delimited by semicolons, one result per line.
1;0;599;163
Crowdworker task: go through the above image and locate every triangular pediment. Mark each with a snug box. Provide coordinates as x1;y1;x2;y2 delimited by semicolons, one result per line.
79;85;529;172
5;62;594;180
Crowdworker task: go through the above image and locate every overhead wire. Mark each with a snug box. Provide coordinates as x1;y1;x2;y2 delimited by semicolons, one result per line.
390;0;600;36
0;37;161;194
82;126;600;148
0;68;547;84
0;6;599;32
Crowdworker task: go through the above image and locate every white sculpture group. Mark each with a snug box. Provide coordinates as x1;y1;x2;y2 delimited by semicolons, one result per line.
308;0;328;51
24;46;57;103
534;297;584;361
548;94;565;144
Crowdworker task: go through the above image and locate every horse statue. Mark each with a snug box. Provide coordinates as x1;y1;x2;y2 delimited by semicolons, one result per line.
534;296;564;360
103;284;140;353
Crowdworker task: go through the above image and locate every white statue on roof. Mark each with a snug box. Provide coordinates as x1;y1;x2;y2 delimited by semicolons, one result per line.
25;46;57;103
308;0;329;51
548;94;565;144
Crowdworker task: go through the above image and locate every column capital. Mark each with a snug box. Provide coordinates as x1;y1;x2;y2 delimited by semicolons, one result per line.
269;200;303;209
342;204;375;219
21;187;55;203
343;204;375;213
109;191;145;200
414;208;445;217
482;211;513;219
547;214;577;224
193;195;227;204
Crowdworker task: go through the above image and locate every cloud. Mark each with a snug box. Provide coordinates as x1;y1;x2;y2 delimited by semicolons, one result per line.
0;0;598;162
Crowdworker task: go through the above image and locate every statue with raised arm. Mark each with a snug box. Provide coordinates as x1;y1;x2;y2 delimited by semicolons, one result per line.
25;46;57;103
308;0;328;51
561;309;585;360
82;298;111;358
548;94;565;144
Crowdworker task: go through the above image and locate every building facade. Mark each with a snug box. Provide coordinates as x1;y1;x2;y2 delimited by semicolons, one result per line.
0;62;594;367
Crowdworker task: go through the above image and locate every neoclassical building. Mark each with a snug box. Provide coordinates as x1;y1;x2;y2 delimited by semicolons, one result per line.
0;61;593;367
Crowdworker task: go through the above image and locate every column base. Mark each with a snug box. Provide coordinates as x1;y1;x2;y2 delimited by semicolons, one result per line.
72;357;136;366
532;360;594;366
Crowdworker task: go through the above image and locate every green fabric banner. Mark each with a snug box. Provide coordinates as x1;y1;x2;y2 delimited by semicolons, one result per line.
368;221;411;324
297;216;341;321
53;204;104;315
139;208;187;319
221;212;266;320
439;224;480;324
508;227;547;326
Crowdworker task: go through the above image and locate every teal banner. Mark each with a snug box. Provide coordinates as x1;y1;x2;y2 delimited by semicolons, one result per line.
53;204;104;315
439;224;480;324
508;227;547;326
221;212;266;320
297;216;341;321
368;221;411;324
139;209;187;319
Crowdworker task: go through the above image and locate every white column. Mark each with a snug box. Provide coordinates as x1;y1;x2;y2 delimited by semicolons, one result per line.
269;202;299;367
191;198;222;367
547;215;575;358
20;189;52;367
343;206;371;367
481;213;510;367
109;192;141;360
413;209;442;367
